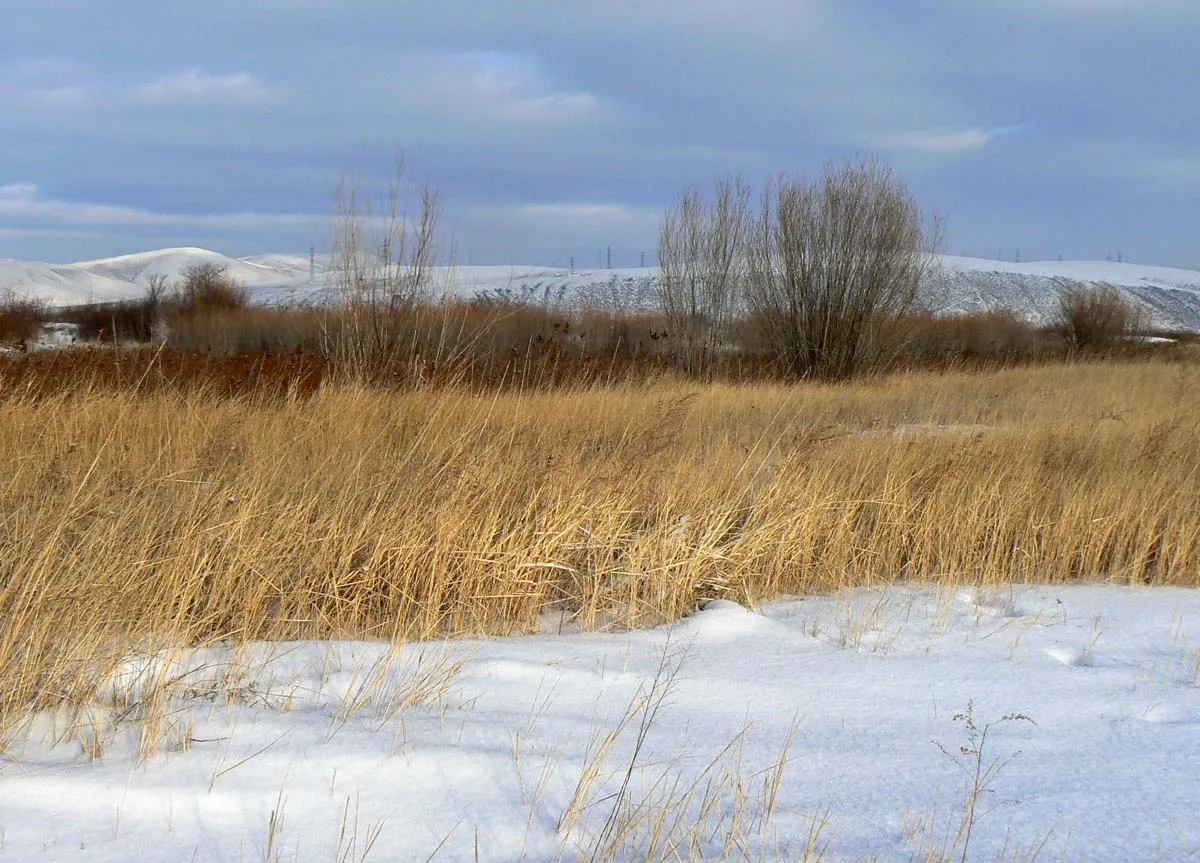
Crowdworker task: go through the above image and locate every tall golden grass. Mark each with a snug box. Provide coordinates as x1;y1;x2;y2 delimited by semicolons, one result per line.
2;358;1198;734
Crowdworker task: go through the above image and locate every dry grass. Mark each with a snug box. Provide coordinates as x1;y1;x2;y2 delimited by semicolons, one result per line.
556;648;808;861
890;310;1055;362
1;359;1198;736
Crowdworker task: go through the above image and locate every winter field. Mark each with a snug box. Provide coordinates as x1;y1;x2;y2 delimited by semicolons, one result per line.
1;358;1199;860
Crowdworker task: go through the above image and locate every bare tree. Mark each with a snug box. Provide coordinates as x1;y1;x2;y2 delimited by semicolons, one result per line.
329;156;441;308
656;174;750;375
324;156;444;374
1054;281;1135;350
744;157;935;379
143;272;170;342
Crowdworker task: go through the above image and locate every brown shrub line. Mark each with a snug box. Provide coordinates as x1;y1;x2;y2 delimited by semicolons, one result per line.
0;347;329;400
9;303;1189;401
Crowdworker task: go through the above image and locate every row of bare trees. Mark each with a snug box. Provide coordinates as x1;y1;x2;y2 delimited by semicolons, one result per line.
182;153;1138;381
656;157;939;378
656;159;1152;377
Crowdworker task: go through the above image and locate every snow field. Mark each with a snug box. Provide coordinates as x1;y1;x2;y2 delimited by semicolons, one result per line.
2;585;1198;861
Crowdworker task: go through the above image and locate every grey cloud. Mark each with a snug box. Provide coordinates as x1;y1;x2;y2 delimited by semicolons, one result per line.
0;1;1197;268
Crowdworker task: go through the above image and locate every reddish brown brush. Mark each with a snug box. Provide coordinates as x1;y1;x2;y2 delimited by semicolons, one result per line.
0;347;328;400
0;340;788;401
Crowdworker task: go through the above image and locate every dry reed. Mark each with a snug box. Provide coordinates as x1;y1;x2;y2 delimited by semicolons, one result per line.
1;359;1198;735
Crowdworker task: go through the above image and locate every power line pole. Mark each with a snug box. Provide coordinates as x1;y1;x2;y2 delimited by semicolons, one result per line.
640;250;645;268
309;245;315;283
606;246;612;269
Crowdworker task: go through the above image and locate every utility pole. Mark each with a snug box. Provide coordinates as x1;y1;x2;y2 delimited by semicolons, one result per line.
309;245;315;283
640;250;645;268
569;256;575;275
606;246;612;269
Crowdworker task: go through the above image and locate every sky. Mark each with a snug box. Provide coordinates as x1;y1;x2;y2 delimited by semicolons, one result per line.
1;1;1197;268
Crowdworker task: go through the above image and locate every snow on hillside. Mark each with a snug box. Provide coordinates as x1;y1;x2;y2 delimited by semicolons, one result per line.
0;248;327;307
72;247;307;290
456;257;1200;333
3;247;1200;332
928;256;1200;331
0;259;140;307
1;584;1198;861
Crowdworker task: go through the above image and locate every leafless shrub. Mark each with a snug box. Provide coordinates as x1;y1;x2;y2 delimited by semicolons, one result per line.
62;300;154;343
0;291;45;347
156;264;250;350
174;262;248;313
656;174;749;375
1055;281;1133;350
144;272;169;309
895;310;1050;360
744;157;937;379
57;275;168;344
324;156;444;377
162;306;322;356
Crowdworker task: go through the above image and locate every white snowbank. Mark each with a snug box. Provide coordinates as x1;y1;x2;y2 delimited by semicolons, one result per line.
2;584;1198;861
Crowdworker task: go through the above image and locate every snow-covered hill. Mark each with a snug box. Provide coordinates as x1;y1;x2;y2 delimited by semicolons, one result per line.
928;256;1200;332
4;247;1200;332
0;247;323;307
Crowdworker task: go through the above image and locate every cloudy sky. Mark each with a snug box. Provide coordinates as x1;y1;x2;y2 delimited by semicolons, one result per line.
1;1;1197;268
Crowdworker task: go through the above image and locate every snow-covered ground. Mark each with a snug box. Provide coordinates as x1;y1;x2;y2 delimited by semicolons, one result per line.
4;247;1200;332
2;585;1198;861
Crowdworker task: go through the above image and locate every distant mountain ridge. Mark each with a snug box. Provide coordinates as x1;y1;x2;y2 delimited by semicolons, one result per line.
3;246;1200;332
